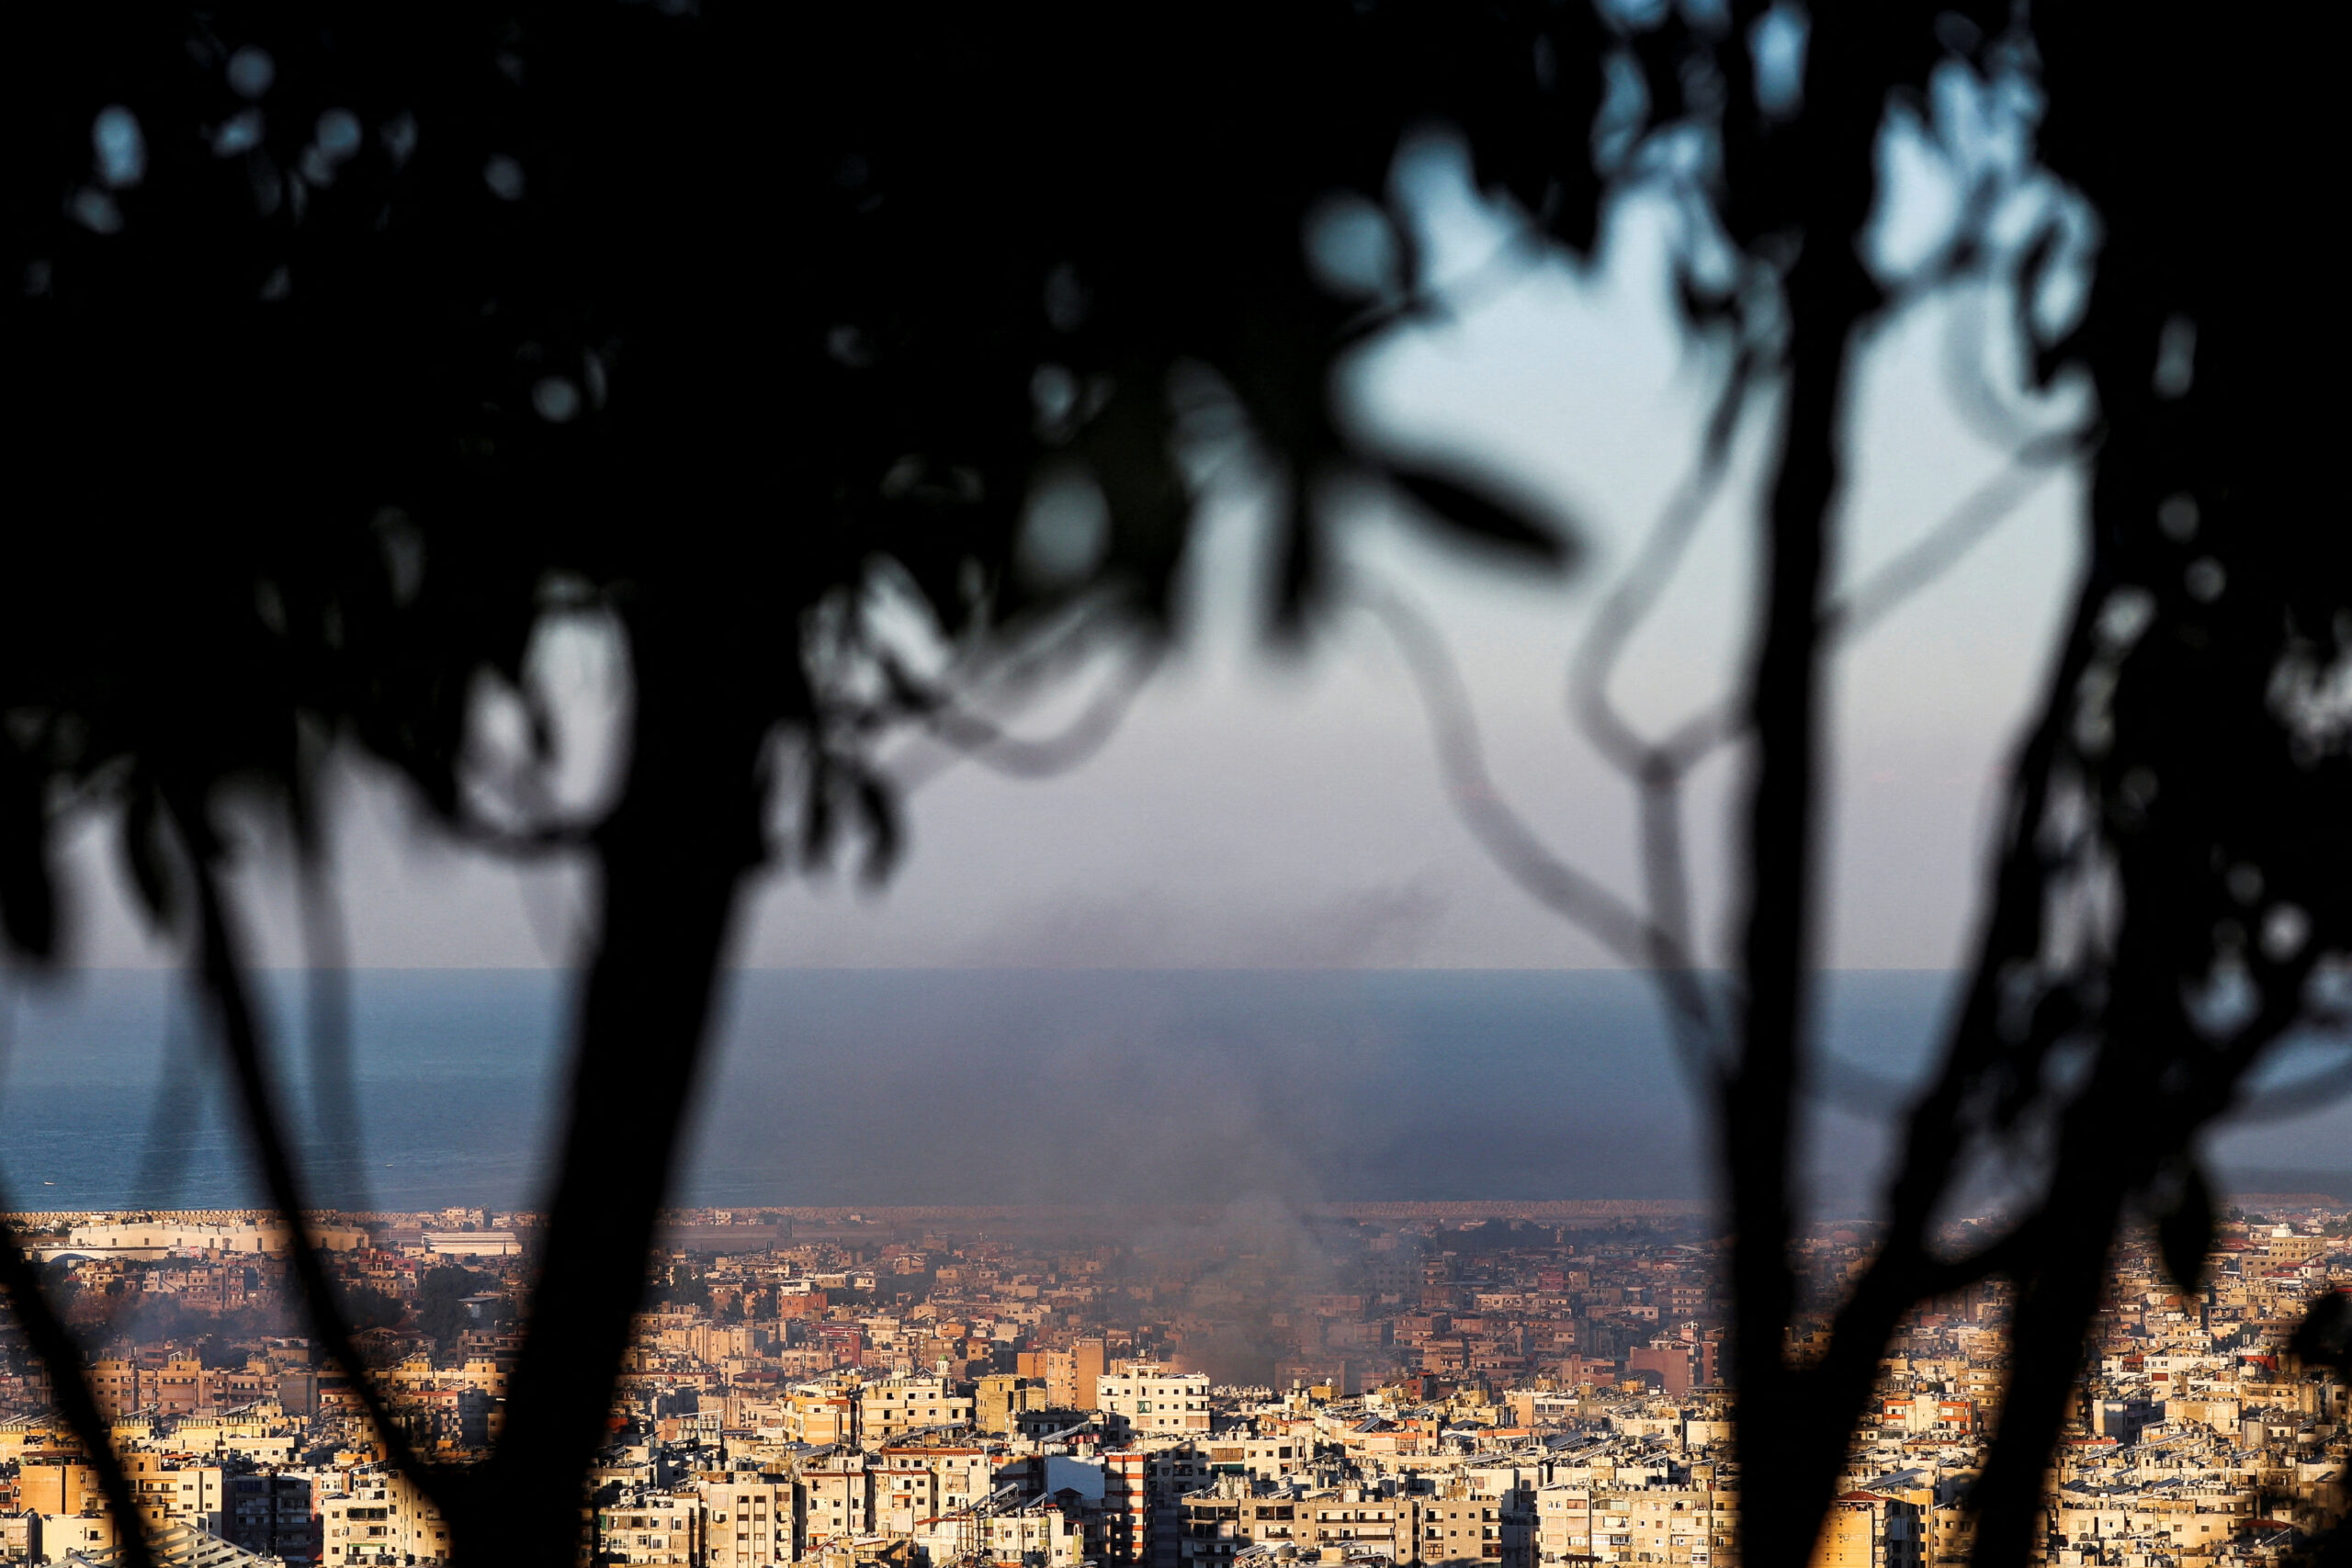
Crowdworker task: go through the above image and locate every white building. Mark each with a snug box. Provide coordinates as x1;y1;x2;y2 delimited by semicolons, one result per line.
1097;1364;1212;1435
316;1467;451;1564
420;1230;523;1257
56;1214;368;1260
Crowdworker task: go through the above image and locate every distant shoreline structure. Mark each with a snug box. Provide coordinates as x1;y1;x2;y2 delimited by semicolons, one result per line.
722;1200;1713;1223
4;1198;1709;1224
12;1193;2341;1233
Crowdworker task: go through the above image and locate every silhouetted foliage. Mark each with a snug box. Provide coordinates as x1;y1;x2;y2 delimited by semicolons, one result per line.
345;1283;405;1335
2;2;2346;1566
3;6;1588;1560
413;1266;497;1352
650;1262;711;1314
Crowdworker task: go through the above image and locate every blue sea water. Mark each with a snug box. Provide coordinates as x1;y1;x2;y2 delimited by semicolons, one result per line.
0;969;2342;1216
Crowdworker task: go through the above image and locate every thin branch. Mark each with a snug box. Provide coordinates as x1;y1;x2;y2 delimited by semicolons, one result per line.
446;816;599;858
1567;353;1756;777
1912;1213;2045;1300
888;642;1163;792
1807;1051;1928;1116
1942;273;2070;454
1792;564;2118;1562
127;995;206;1216
1829;430;2080;641
2228;1051;2352;1122
1650;430;2080;775
1555;384;2075;1116
1363;586;1725;1080
171;802;454;1507
965;584;1156;705
297;852;370;1215
1632;761;1723;1054
2;967;159;1568
1390;345;2072;1124
1368;586;1652;963
0;1196;157;1568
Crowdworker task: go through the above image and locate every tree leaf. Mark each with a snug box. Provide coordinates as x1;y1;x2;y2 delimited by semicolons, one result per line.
0;751;55;961
120;788;178;932
1386;465;1577;570
2292;1290;2352;1376
2156;1160;2215;1297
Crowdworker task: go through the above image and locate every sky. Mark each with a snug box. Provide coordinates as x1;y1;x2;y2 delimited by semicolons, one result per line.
21;81;2352;1229
22;129;2352;1212
53;131;2087;978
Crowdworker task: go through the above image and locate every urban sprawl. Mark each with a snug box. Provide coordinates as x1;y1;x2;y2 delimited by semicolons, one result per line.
1;1199;2346;1568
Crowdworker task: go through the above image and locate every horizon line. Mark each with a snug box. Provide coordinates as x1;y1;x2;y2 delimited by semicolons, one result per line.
17;964;1967;975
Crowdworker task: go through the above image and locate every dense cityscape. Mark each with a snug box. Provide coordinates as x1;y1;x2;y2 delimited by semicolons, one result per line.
0;1197;2345;1568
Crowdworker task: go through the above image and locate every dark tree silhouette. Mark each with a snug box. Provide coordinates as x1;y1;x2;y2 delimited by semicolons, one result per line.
1374;7;2352;1568
3;5;1586;1562
2;2;2345;1566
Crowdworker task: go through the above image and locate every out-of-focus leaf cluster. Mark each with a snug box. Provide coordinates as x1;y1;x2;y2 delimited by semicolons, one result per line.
1905;2;2352;1240
0;1;1656;944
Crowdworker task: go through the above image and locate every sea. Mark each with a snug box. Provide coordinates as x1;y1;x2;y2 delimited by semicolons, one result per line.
2;969;2346;1218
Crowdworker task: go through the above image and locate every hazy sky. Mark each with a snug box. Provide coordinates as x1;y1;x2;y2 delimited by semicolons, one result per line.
28;124;2345;1223
60;138;2086;976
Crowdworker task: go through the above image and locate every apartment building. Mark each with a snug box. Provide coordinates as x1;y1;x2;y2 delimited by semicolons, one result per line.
785;1384;860;1447
2263;1226;2328;1264
318;1466;451;1564
1201;1437;1312;1484
975;1374;1052;1436
1182;1480;1309;1568
231;1472;319;1561
857;1375;975;1440
803;1452;876;1548
1311;1486;1419;1560
1813;1492;1923;1568
1180;1476;1531;1568
2052;1479;2255;1551
1102;1449;1153;1564
1422;1493;1507;1565
875;1454;943;1537
1099;1365;1213;1437
703;1471;795;1566
1877;1394;1974;1437
972;1500;1090;1568
15;1459;103;1517
597;1490;703;1565
1539;1485;1733;1568
123;1452;231;1535
1057;1341;1112;1413
35;1510;122;1560
878;1439;993;1516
